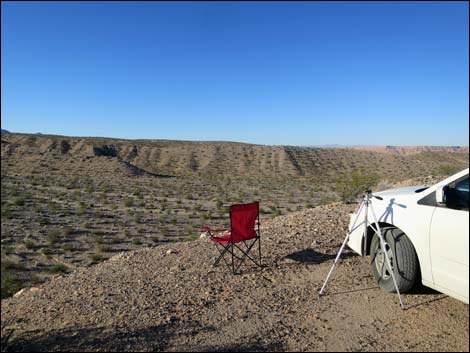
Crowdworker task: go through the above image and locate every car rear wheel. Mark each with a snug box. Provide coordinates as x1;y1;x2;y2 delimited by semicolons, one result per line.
370;227;419;293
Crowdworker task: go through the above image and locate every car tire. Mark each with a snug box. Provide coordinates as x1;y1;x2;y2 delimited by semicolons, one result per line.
370;226;419;293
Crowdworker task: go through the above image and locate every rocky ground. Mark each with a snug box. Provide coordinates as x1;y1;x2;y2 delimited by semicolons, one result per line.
1;203;468;352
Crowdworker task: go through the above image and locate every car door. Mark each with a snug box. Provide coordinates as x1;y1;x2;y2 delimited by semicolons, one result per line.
429;176;469;300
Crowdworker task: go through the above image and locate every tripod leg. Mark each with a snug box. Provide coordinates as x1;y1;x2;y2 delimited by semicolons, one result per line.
319;200;365;296
368;203;405;309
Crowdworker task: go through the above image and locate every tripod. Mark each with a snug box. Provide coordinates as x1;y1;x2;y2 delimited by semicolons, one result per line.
319;190;405;309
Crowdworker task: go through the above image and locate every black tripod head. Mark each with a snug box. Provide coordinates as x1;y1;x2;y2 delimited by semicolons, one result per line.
365;190;383;200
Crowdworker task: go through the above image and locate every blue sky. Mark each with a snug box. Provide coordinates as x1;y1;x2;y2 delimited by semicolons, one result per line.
1;1;468;146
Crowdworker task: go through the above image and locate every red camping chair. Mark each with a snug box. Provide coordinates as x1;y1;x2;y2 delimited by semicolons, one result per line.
201;201;262;274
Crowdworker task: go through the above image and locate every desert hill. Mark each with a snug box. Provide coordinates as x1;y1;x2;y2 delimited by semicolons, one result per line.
1;133;468;181
1;202;468;351
343;145;469;155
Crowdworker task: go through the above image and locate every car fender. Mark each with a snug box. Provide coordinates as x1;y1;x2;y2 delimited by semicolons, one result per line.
347;194;434;284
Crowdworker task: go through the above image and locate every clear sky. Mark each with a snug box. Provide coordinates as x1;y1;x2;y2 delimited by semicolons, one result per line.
1;1;469;146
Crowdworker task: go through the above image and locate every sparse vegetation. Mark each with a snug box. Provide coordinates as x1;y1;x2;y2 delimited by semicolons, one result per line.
0;132;468;299
89;253;105;264
334;170;380;203
1;262;24;299
48;263;68;273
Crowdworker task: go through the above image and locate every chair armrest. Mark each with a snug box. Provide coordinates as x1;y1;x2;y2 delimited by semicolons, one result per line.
200;226;230;233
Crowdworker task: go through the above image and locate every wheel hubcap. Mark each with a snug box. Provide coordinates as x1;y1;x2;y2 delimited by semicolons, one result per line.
375;241;394;280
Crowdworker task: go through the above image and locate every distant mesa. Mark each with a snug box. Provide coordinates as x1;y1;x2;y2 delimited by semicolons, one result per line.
1;129;11;134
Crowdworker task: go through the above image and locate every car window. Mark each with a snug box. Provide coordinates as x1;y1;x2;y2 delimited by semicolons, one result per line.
445;176;469;211
456;177;469;193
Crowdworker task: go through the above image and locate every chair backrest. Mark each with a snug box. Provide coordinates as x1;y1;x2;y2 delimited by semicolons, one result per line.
229;202;259;243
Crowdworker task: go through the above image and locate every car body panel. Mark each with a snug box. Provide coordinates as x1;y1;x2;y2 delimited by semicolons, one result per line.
347;168;469;304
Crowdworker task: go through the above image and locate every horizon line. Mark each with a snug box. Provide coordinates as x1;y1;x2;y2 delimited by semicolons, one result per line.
1;129;469;148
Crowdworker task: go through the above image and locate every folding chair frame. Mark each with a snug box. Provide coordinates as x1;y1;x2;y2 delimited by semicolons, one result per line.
204;206;262;275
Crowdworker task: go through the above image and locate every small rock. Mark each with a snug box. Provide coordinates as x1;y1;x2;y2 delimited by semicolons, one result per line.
13;288;27;298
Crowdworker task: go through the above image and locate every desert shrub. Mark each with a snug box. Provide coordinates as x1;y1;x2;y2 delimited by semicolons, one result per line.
2;260;27;271
24;239;36;250
48;201;59;211
334;170;379;203
101;185;112;193
132;237;142;245
1;263;24;299
47;230;61;245
63;227;75;236
184;234;199;242
434;164;461;177
62;243;75;252
67;179;80;190
10;187;20;196
60;140;71;154
97;244;112;252
40;247;53;256
89;253;105;264
124;198;134;208
13;197;26;207
48;264;68;273
133;189;143;199
1;207;12;219
77;202;87;215
38;217;50;226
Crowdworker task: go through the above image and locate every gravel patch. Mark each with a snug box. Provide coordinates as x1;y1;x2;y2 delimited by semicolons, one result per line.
2;203;468;352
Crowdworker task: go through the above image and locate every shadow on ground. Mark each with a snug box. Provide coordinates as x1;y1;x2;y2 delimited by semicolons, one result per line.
5;318;285;352
284;248;356;264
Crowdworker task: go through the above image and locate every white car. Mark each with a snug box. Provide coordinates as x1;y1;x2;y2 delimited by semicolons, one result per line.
347;168;469;304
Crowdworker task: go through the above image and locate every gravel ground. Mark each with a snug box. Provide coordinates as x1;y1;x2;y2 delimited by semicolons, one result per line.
1;203;468;352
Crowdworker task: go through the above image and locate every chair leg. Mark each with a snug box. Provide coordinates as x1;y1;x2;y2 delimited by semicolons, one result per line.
258;237;262;267
231;243;235;275
214;244;230;267
232;238;262;274
214;239;261;275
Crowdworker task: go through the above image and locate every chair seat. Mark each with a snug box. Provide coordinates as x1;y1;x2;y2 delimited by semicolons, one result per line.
210;234;231;245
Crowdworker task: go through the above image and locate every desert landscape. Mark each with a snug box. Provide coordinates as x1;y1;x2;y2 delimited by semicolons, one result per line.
1;131;469;351
2;1;468;350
